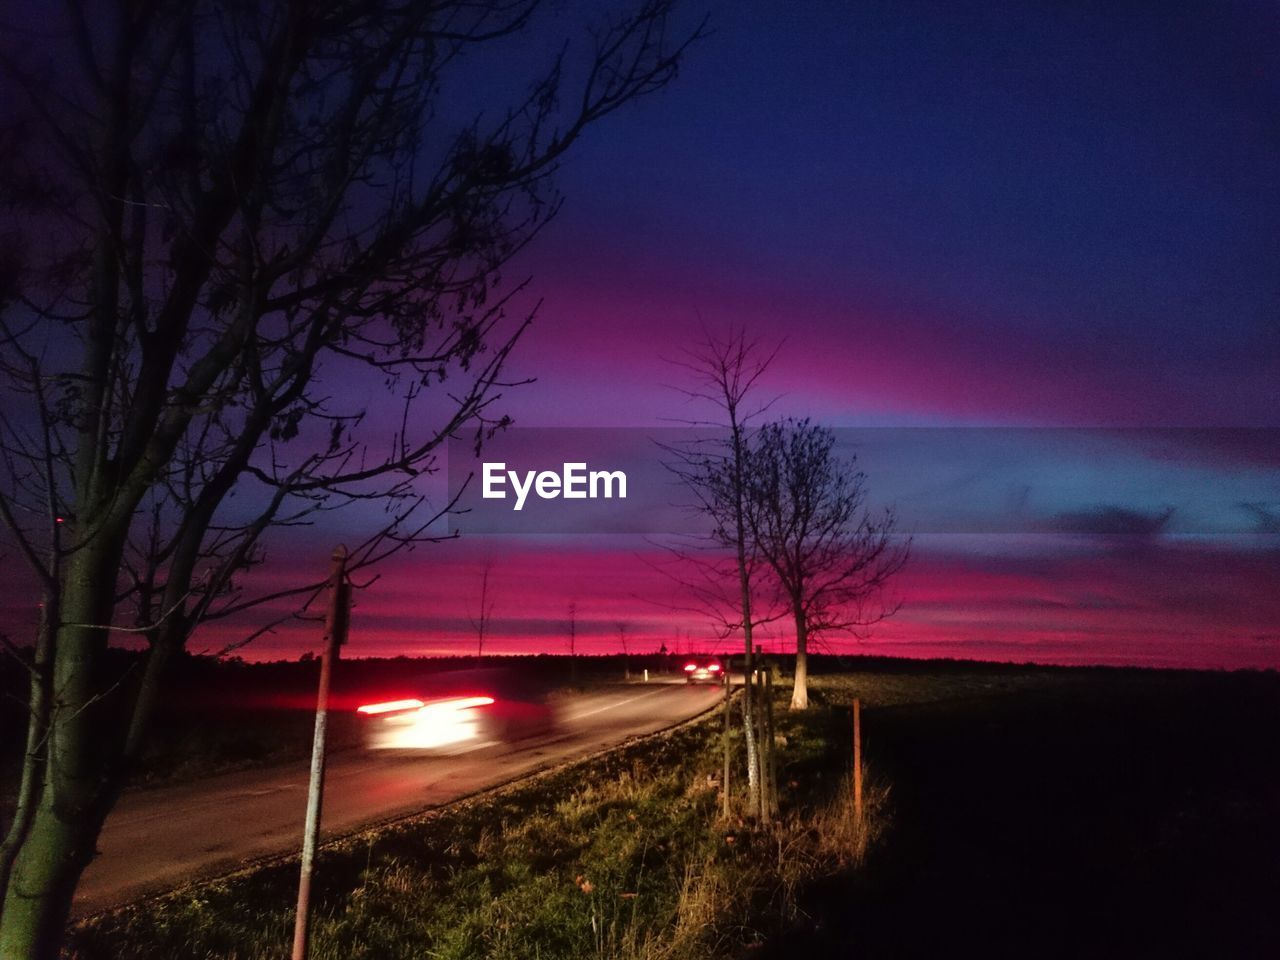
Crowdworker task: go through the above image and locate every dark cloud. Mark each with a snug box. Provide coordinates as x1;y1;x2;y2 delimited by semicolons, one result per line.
1046;505;1175;537
1127;430;1280;470
1237;502;1280;534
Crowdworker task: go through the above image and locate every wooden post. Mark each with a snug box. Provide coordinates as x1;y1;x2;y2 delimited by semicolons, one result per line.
852;697;863;824
763;667;778;817
721;656;732;819
292;546;350;960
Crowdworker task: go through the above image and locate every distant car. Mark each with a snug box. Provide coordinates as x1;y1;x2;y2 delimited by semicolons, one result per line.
683;658;724;685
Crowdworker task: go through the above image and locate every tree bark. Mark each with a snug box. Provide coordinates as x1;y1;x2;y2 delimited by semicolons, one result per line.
741;636;760;817
0;540;123;957
0;793;112;959
731;410;761;817
790;603;810;710
763;668;778;817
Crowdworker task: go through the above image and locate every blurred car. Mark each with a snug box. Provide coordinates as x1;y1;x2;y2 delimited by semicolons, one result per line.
683;657;724;685
357;667;557;751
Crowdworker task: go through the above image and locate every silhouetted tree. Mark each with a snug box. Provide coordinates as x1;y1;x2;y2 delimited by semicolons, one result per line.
661;328;779;818
745;419;908;709
0;1;702;953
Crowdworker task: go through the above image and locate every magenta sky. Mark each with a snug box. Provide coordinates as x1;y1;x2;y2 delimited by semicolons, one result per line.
173;521;1276;669
2;0;1276;670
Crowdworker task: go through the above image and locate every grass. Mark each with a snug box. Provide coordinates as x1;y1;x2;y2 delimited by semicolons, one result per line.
759;664;1280;958
68;690;883;960
60;658;1280;957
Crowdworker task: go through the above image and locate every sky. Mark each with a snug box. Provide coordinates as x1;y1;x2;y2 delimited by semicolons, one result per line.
3;0;1278;668
205;0;1280;669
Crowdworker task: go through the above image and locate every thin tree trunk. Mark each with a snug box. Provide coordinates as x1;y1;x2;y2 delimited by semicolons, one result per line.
754;670;774;823
732;417;760;818
741;631;760;817
764;667;778;816
790;603;809;710
741;677;759;818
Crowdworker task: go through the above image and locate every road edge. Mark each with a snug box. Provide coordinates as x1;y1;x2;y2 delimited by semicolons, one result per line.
72;684;730;925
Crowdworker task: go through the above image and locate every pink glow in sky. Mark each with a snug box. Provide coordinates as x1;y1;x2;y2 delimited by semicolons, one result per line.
172;534;1280;672
2;1;1276;673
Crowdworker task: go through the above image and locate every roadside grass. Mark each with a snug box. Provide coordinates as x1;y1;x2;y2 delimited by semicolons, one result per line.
69;692;884;960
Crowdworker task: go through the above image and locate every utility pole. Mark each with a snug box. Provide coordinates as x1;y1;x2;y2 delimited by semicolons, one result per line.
291;546;350;960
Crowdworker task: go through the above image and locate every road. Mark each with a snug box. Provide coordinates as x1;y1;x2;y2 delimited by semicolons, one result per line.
73;680;723;917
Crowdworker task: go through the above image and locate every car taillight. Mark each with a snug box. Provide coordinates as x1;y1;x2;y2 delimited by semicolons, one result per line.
357;698;426;715
684;663;697;672
708;663;722;672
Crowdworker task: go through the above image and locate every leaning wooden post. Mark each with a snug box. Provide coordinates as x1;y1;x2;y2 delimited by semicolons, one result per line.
721;657;733;819
852;697;863;824
763;667;778;817
292;546;350;960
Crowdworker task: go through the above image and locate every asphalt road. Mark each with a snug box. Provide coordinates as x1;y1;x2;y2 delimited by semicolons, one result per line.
73;680;723;917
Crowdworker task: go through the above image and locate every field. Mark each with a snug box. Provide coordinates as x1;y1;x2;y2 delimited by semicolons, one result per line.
764;663;1280;958
19;656;1279;958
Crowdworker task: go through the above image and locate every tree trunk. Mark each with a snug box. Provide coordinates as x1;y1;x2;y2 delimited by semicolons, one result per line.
0;791;111;959
790;603;810;710
0;541;124;958
731;416;760;818
755;670;774;823
741;635;760;817
763;668;778;817
0;603;55;901
740;666;760;818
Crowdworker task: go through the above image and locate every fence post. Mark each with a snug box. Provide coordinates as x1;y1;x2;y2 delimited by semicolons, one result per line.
852;697;863;824
291;546;350;960
763;668;778;817
721;657;732;819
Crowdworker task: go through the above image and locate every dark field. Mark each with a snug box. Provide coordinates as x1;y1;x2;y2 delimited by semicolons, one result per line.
763;665;1280;959
7;653;1278;957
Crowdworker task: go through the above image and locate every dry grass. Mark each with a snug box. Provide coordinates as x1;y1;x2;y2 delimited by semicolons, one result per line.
70;695;882;960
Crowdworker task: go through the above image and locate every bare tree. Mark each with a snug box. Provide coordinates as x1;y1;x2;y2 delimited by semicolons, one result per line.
469;556;496;658
745;419;909;709
0;2;702;953
660;328;779;818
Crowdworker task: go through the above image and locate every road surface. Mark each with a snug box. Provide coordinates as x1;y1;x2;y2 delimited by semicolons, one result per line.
73;681;723;917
